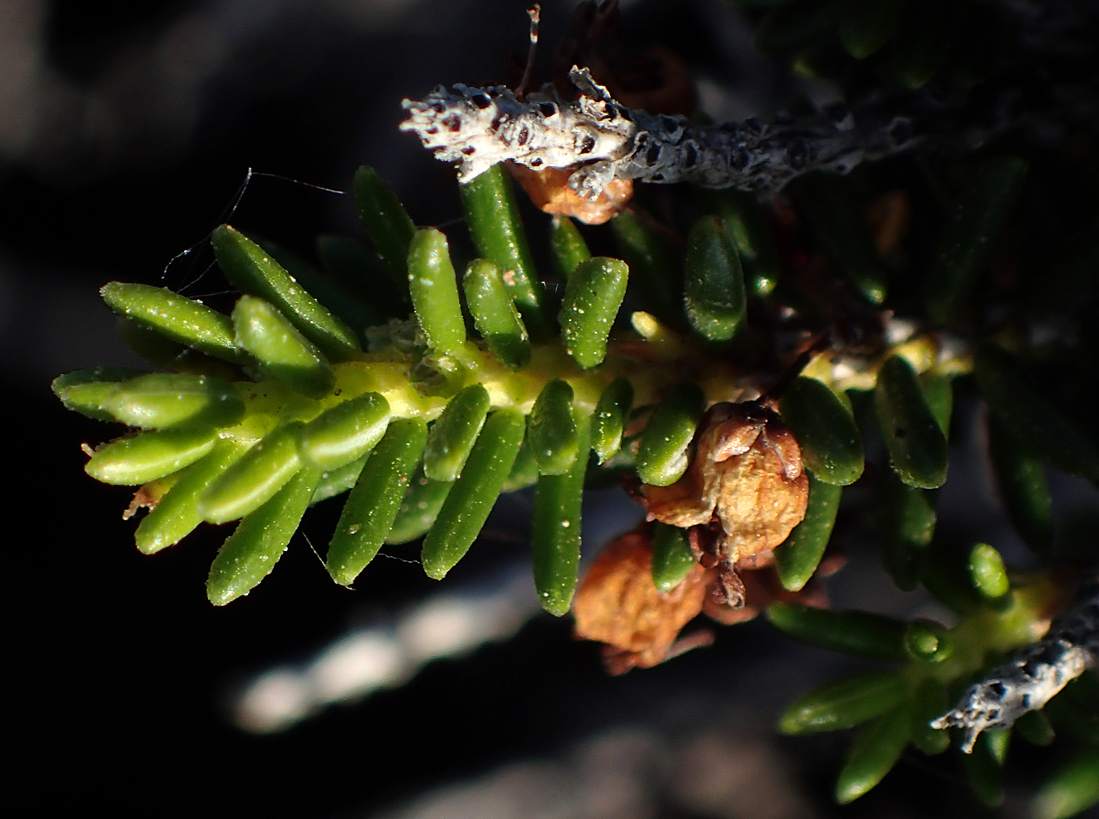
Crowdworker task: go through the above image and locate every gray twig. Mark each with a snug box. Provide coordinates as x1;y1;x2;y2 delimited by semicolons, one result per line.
931;575;1099;753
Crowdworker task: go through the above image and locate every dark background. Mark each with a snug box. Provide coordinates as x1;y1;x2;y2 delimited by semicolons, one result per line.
5;1;1078;816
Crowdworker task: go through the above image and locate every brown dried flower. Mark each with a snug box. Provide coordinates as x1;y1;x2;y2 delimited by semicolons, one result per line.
507;163;634;225
572;528;713;673
641;402;809;605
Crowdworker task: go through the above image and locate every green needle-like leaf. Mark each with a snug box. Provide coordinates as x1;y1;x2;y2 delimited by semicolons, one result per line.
591;377;634;463
423;384;491;481
421;409;525;579
207;467;322;605
211;224;361;361
326;418;428;585
232;295;335;398
531;409;591;616
100;282;245;364
926;157;1027;324
135;440;247;554
559;257;629;370
683;215;746;342
778;672;908;734
200;422;304;525
636;383;705;487
875;356;948;488
779;377;863;485
104;373;244;430
459;164;551;338
352;165;416;295
462;258;531;368
835;706;911;804
775;476;842;591
296;392;391;472
407;228;468;358
85;427;220;486
528;379;579;476
549;215;591;281
650;523;697;592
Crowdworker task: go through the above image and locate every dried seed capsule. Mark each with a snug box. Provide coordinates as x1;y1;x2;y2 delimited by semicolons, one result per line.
232;295;335;398
549;215;591;281
99;282;244;363
591;377;634;463
636;383;706;487
211;224;361;361
459;164;551;339
104;373;244;430
778;671;908;734
975;343;1099;483
650;522;697;593
767;603;909;661
407;228;468;358
386;467;453;545
462;258;531;368
910;677;951;756
790;173;888;304
206;466;322;605
875;355;948;488
528;379;579;476
926;157;1027;324
52;367;144;422
774;476;842;592
135;441;247;554
838;0;905;58
85;427;219;486
531;410;591;616
987;414;1053;554
835;706;911;804
421;409;526;579
559;257;629;370
296;392;391;471
352;165;416;293
683;215;746;342
200;422;304;525
326;418;428;585
778;377;863;485
423;384;490;481
610;210;682;327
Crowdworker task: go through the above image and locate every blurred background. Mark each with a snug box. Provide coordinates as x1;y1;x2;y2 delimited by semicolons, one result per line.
5;1;1075;816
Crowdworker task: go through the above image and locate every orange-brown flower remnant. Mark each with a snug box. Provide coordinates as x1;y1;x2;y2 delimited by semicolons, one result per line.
572;524;831;673
573;527;714;674
641;402;810;606
508;163;634;225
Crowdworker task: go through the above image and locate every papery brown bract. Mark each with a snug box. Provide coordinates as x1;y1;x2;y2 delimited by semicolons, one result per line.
508;163;634;225
573;528;712;673
642;402;809;605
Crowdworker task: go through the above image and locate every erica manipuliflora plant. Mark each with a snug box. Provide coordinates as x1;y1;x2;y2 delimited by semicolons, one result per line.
54;0;1098;811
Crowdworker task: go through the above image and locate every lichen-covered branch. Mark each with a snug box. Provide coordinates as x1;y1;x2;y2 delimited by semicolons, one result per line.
932;575;1099;753
401;66;915;197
